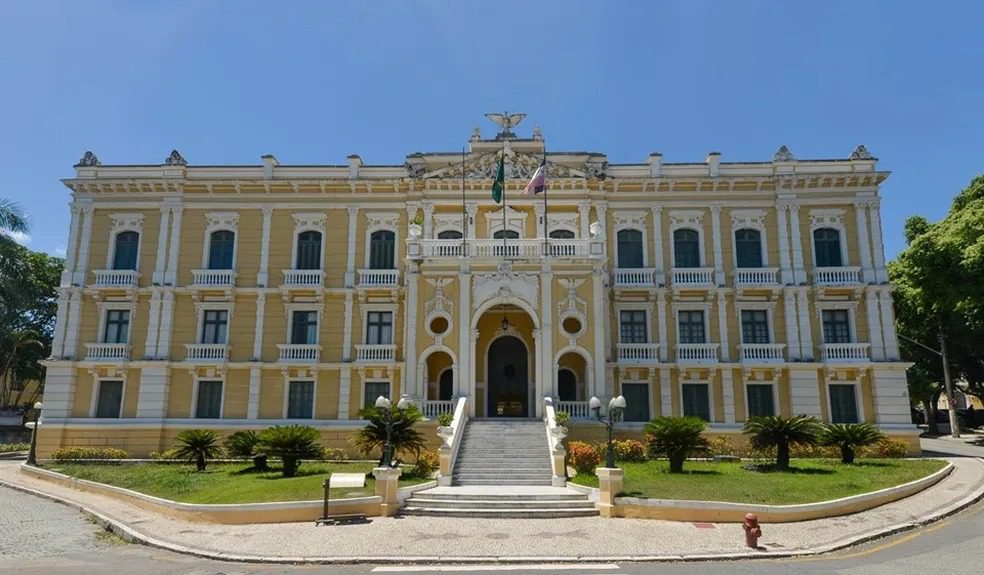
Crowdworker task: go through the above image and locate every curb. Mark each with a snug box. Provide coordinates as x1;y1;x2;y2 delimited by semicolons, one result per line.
0;461;982;565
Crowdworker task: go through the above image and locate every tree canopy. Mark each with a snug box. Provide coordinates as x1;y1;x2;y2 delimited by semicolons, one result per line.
889;175;984;399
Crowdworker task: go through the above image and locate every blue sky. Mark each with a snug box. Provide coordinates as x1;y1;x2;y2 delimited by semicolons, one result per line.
2;1;981;259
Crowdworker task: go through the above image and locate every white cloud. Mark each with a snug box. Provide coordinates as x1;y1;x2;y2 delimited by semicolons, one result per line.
54;245;67;257
6;230;31;245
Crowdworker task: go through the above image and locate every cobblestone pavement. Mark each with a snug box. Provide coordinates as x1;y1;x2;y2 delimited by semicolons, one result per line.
0;483;109;561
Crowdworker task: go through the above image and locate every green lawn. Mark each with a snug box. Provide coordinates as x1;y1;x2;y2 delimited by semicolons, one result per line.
570;459;947;505
48;462;431;504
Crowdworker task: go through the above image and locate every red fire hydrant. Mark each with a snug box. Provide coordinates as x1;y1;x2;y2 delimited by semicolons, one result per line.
743;513;762;548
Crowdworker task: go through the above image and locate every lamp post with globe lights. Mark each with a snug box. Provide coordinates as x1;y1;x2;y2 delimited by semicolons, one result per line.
25;402;43;466
590;395;626;468
375;394;412;467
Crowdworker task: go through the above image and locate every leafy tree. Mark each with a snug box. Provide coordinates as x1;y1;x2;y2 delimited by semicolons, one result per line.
0;198;31;316
174;429;223;472
223;430;267;470
906;365;941;433
819;423;885;464
743;415;822;471
353;406;427;467
643;416;709;473
258;425;322;477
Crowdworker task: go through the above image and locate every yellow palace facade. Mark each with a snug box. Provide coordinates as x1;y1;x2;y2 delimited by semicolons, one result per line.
37;124;916;456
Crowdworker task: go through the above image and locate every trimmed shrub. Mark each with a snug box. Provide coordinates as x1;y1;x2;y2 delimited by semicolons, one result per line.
436;412;454;427
644;416;709;473
553;411;571;426
51;447;129;462
223;430;267;470
174;429;223;472
788;443;840;459
613;439;647;462
258;425;322;477
820;423;885;464
353;406;427;467
860;438;908;459
743;415;822;471
411;450;440;478
0;443;30;454
320;447;348;461
148;447;182;460
568;440;602;474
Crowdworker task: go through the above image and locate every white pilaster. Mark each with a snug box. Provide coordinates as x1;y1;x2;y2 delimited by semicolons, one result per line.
776;205;793;285
868;200;889;283
61;205;82;287
578;202;591;239
656;290;669;362
40;366;75;419
595;204;608;239
342;291;354;361
788;367;823;418
796;288;814;360
404;267;420;399
62;289;83;359
152;206;171;285
457;269;471;398
591;267;606;401
144;289;163;359
135;367;170;419
466;203;478;240
533;202;545;238
711;205;724;285
788;204;805;284
338;365;352;420
157;290;176;358
252;292;266;360
721;369;735;423
345;207;358;287
783;290;801;361
871;366;912;424
422;202;434;239
164;206;183;285
879;287;900;360
257;207;273;286
865;287;885;361
854;201;874;284
50;290;70;358
247;367;261;419
73;205;94;286
659;369;671;417
540;267;554;397
717;290;730;362
533;328;543;417
650;206;664;284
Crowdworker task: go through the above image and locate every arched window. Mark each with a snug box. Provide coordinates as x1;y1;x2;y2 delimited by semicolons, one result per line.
492;229;520;239
813;228;843;267
207;230;235;270
549;229;575;239
492;229;520;256
558;369;577;402
616;229;644;268
295;231;322;270
112;231;139;270
437;229;463;239
673;229;700;268
369;230;396;269
734;229;762;268
438;369;453;401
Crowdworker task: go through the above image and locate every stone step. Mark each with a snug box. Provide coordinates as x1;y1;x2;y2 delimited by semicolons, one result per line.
411;492;587;502
454;465;551;471
453;479;555;486
404;498;596;510
401;506;598;518
453;471;551;477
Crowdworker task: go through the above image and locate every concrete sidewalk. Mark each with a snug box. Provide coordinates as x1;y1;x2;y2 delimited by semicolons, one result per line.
1;458;982;564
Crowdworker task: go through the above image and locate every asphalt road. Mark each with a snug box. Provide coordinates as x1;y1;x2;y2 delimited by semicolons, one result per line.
1;435;980;575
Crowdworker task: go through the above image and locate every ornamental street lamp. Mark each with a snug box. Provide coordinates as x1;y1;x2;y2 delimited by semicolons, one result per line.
375;394;412;467
590;395;626;468
25;401;43;466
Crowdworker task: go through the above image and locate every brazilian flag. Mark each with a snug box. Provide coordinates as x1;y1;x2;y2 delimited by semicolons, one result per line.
491;156;505;203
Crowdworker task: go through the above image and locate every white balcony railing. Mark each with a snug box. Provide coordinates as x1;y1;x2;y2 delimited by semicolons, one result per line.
617;342;660;364
92;270;139;288
734;267;780;286
277;344;321;362
415;239;595;259
191;269;236;287
282;269;325;287
557;400;593;420
355;344;397;363
821;343;871;363
613;268;657;288
357;269;400;288
739;343;786;363
813;266;862;286
185;343;229;362
671;267;715;287
84;343;131;361
421;400;455;419
677;343;720;364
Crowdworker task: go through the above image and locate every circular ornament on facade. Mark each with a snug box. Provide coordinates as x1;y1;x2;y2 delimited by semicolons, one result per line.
561;315;584;337
427;314;450;336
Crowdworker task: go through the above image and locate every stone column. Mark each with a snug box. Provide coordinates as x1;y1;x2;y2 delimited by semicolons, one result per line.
156;291;176;358
247;367;261;419
721;368;735;423
534;202;545;238
338;365;352;420
404;266;420;400
144;288;163;359
776;205;793;285
717;291;730;362
152;206;171;285
257;207;273;287
252;293;266;360
135;367;170;419
596;467;624;518
73;205;94;286
62;290;83;359
422;202;434;239
540;266;554;397
372;467;402;517
854;201;874;284
868;200;889;284
789;204;805;285
783;290;801;361
50;290;70;358
164;206;183;285
457;269;471;400
656;290;668;361
650;206;664;285
659;369;671;417
40;366;75;419
61;204;82;287
466;203;478;240
865;287;885;361
711;205;724;285
788;366;823;419
533;328;543;417
591;267;607;401
342;291;354;362
871;366;911;424
578;202;591;239
345;207;358;287
796;288;814;361
879;287;900;360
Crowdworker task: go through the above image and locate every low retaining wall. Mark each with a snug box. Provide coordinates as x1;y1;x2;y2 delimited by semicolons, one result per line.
20;464;435;524
588;461;953;522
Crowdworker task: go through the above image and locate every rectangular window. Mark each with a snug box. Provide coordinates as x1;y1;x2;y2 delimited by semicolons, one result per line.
829;384;860;423
366;311;393;345
94;380;124;418
740;310;770;344
103;310;130;344
746;384;775;418
682;383;711;421
291;311;318;345
287;380;314;419
822;310;852;344
621;383;651;422
364;381;391;410
195;380;223;419
201;310;228;344
678;310;706;344
619;310;648;344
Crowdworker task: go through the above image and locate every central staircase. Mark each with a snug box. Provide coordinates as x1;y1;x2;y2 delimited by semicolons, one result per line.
402;419;597;518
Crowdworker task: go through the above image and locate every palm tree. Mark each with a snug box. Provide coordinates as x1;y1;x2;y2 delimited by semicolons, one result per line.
353;406;427;467
173;429;223;472
0;199;30;317
0;330;42;408
222;430;267;470
743;415;822;471
820;423;885;464
258;425;322;477
644;416;709;473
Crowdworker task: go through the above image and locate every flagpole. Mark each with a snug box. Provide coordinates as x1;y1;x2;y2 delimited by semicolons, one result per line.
461;146;467;258
543;140;548;257
501;138;507;257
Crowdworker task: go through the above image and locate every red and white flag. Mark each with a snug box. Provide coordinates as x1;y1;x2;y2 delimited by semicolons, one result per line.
522;160;547;196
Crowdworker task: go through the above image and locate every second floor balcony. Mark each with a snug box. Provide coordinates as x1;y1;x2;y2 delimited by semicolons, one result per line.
355;344;397;363
821;343;870;363
185;343;229;362
191;269;236;288
613;268;658;288
813;266;862;286
677;343;720;364
282;269;325;288
617;342;660;364
84;343;131;362
357;269;400;289
92;270;139;288
739;343;786;364
672;267;715;288
278;343;321;362
734;267;780;287
409;238;601;261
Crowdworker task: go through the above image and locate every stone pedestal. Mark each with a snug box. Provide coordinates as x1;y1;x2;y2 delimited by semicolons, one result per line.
372;467;402;517
596;467;624;518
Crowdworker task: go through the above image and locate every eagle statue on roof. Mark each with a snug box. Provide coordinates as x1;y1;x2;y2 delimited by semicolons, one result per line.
485;111;527;137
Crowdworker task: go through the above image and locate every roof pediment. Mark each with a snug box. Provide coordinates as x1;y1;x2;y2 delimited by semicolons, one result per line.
419;149;587;180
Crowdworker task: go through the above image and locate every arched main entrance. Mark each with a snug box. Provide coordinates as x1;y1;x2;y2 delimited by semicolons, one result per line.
487;335;529;417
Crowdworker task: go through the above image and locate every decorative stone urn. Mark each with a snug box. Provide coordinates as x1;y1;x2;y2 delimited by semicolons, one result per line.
436;425;454;449
589;221;602;239
408;223;423;239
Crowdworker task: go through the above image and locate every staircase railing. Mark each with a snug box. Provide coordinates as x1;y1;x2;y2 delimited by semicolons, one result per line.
436;395;468;487
543;396;568;487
